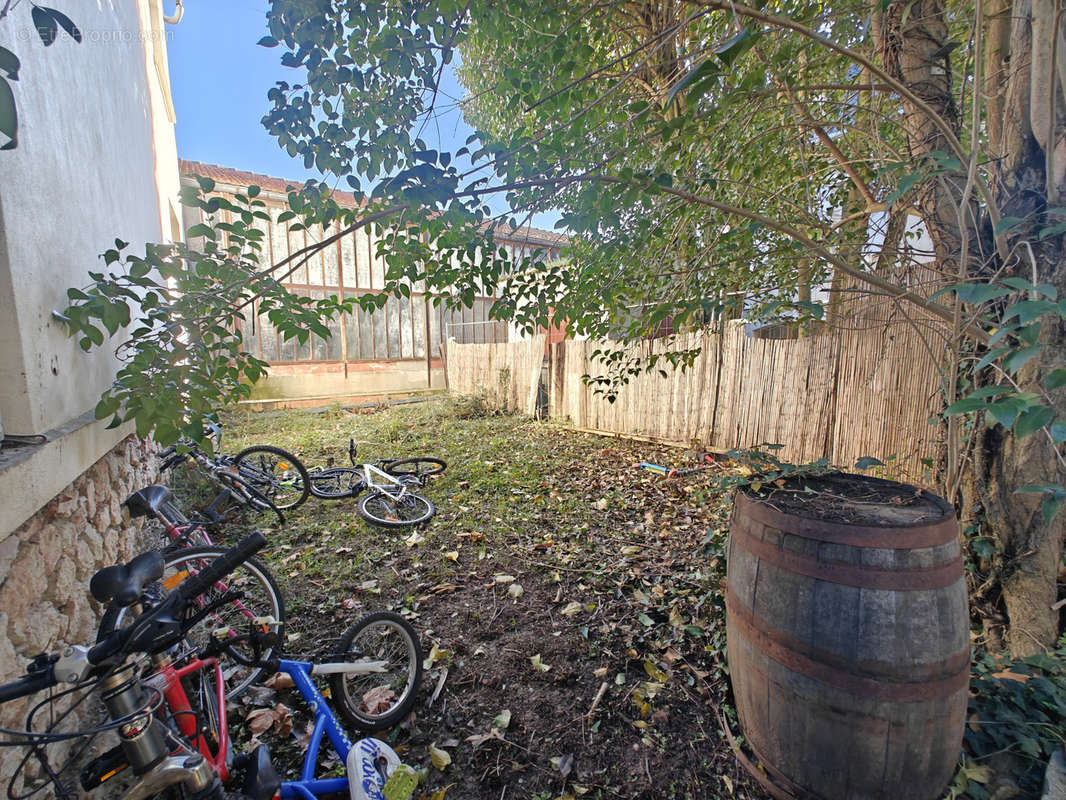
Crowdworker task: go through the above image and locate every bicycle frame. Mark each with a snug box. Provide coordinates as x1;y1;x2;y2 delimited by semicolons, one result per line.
360;463;411;500
146;654;230;783
153;652;389;800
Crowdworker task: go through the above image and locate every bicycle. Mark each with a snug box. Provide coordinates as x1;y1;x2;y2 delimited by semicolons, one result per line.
123;484;286;699
1;535;423;800
307;440;444;528
0;533;270;800
160;423;310;519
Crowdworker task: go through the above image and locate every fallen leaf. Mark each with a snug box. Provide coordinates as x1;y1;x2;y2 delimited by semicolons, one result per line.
404;532;425;547
551;753;574;778
429;743;452;771
644;659;669;682
361;685;397;715
530;654;551;672
593;498;608;510
507;583;524;599
722;775;734;795
593;666;608;678
620;545;641;555
668;605;684;628
465;729;503;748
494;574;517;583
383;765;420;800
560;601;583;616
493;709;512;729
423;642;450;669
245;708;274;735
264;672;295;690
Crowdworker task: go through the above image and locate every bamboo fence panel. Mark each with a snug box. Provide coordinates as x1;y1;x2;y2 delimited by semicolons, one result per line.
444;336;546;414
447;319;945;482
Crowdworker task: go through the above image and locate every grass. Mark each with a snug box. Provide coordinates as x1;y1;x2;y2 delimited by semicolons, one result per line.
210;398;756;800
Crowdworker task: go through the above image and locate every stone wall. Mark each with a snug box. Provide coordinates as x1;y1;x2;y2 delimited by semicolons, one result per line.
0;435;158;794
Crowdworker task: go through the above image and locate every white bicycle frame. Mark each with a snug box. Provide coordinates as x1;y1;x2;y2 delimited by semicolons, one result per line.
360;462;413;499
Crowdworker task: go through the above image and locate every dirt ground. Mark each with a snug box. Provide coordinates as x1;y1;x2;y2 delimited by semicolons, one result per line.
209;398;770;800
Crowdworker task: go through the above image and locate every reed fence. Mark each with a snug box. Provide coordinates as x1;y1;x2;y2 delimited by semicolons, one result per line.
445;321;947;483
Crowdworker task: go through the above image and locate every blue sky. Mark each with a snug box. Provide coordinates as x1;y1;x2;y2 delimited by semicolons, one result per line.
167;2;528;220
170;3;474;180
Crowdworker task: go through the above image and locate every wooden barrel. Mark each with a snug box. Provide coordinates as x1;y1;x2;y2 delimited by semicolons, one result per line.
725;474;969;800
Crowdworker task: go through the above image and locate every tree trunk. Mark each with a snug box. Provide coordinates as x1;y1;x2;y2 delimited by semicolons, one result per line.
880;0;1066;655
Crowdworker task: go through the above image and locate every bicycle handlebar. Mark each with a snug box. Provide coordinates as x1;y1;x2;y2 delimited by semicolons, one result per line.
1;532;269;705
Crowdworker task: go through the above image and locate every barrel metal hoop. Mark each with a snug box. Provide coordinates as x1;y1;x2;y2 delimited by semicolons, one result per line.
735;491;959;549
732;518;965;590
727;589;971;701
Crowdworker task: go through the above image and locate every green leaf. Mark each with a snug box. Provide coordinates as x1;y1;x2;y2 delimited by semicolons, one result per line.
1003;300;1059;325
993;215;1026;234
714;27;757;67
1003;345;1043;374
944;396;987;415
854;456;884;470
43;7;82;43
32;6;58;45
258;36;279;47
946;283;1012;306
0;46;20;80
1050;421;1066;444
986;397;1026;428
186;223;216;240
974;345;1012;372
1045;368;1066;391
665;57;721;106
1014;405;1054;438
0;75;16;149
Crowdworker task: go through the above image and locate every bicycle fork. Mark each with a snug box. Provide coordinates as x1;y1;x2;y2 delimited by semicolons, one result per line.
89;663;219;800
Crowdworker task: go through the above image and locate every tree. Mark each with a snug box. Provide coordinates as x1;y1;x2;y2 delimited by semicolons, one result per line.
67;0;1066;654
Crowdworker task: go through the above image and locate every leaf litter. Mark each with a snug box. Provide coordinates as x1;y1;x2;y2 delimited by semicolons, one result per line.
218;399;767;799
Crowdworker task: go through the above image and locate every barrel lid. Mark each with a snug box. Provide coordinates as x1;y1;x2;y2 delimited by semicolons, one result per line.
743;472;953;528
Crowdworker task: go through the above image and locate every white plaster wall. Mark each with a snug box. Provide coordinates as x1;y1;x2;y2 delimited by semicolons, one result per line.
0;0;177;436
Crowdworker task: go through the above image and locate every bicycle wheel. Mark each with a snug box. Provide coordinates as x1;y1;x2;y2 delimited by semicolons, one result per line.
307;468;362;499
101;546;285;699
382;457;447;481
328;611;422;732
357;491;435;528
233;446;310;510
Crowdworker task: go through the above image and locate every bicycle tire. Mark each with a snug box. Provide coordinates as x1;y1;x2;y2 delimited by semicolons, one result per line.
328;611;422;732
100;546;285;699
357;491;435;528
307;468;362;500
382;457;447;480
233;445;310;510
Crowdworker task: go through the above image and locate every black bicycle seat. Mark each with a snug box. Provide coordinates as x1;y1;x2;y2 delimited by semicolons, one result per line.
124;486;176;519
89;550;165;607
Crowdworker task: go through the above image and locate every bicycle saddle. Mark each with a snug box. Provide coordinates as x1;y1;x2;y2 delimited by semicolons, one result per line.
89;550;165;607
124;485;176;518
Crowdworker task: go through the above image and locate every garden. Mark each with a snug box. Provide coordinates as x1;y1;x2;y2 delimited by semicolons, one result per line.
194;398;1065;800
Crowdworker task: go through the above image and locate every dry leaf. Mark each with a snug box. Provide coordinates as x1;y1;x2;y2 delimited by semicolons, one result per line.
264;672;295;690
404;532;425;547
560;601;583;616
444;550;459;562
507;583;524;599
465;729;503;748
643;659;669;682
245;708;274;735
551;754;574;778
429;742;452;771
361;685;397;715
494;574;517;583
493;709;512;729
620;545;641;555
530;654;551;672
593;498;608;510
